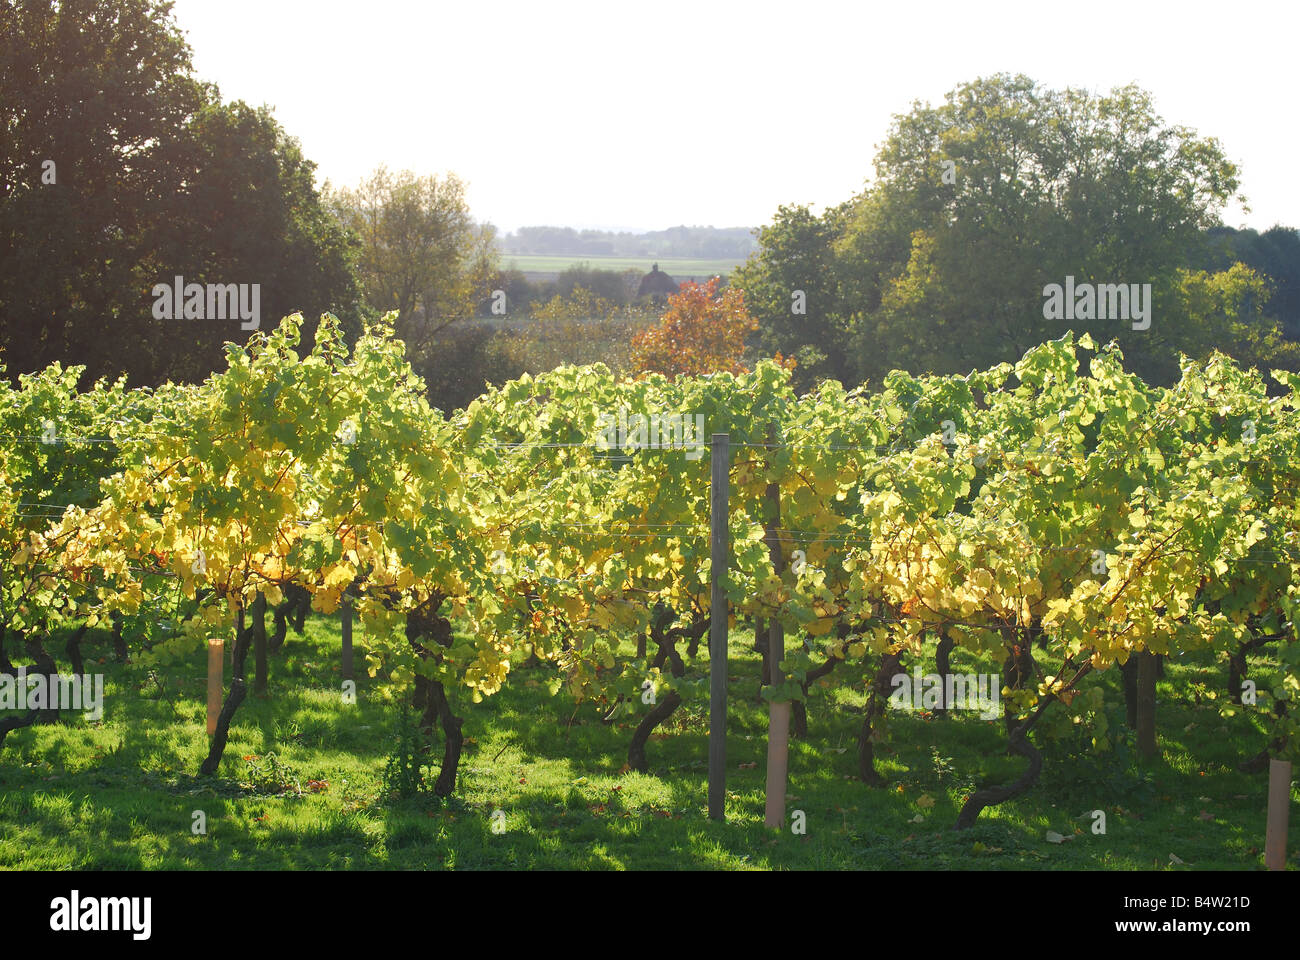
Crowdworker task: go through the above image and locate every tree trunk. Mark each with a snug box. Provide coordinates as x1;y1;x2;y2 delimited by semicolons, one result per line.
858;651;902;786
1136;650;1158;761
627;691;683;772
428;680;463;797
199;614;251;776
65;624;89;676
933;632;955;717
0;644;57;750
269;600;289;652
290;585;309;632
1229;647;1246;705
1002;636;1035;736
111;613;127;661
792;700;808;739
626;621;689;771
792;648;839;739
954;721;1043;829
755;617;770;687
251;593;269;696
1120;657;1139;727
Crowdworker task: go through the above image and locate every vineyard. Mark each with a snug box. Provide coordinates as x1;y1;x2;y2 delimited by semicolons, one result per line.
2;312;1298;868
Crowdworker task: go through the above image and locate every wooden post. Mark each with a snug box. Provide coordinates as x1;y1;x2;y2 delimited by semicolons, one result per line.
763;468;789;830
708;433;729;821
206;639;224;736
341;592;354;682
1265;758;1292;871
1136;649;1158;760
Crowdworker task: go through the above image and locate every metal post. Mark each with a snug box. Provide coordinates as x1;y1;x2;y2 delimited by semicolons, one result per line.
708;433;730;821
341;593;354;682
763;470;789;829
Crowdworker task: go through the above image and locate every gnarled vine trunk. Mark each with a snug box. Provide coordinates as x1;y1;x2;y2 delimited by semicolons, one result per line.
1002;633;1035;736
65;625;89;676
954;721;1043;829
626;615;706;771
110;613;127;662
0;643;57;751
792;643;840;739
1120;656;1139;728
251;593;269;696
404;600;464;796
858;650;903;786
933;632;955;717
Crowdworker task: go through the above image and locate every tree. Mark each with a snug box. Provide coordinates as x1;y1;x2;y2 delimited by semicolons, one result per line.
0;0;207;381
781;74;1265;386
326;166;497;367
144;100;363;382
731;203;852;390
631;277;757;380
0;0;364;385
555;263;635;306
1164;264;1299;373
1200;225;1300;339
494;286;649;376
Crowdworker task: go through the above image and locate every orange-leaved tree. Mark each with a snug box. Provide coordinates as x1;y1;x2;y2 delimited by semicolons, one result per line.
630;277;757;380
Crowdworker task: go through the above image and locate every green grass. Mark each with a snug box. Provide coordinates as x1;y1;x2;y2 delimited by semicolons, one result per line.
501;254;743;278
1;619;1295;870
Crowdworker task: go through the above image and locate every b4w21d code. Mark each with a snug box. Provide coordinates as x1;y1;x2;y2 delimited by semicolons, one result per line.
1126;897;1251;911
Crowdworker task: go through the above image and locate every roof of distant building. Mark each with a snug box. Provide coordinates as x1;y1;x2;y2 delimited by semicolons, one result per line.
637;263;679;298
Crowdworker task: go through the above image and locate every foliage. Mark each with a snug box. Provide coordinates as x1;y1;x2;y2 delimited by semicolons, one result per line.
0;0;361;385
4;314;1300;823
326;165;497;358
492;287;651;377
732;74;1295;390
630;278;757;380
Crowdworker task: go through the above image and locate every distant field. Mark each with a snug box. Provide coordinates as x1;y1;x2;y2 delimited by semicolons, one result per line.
500;254;745;278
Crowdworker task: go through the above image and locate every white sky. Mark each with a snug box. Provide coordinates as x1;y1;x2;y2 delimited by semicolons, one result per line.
170;0;1298;234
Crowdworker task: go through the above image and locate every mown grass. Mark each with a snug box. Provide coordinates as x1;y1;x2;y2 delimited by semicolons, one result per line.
1;618;1295;870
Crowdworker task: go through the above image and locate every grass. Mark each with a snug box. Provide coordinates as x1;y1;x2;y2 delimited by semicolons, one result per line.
501;254;743;278
1;618;1295;870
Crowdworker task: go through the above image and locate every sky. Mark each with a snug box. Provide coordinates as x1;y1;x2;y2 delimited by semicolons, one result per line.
169;0;1298;235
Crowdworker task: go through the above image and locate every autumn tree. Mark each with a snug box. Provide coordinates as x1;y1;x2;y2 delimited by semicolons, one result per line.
630;277;757;380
